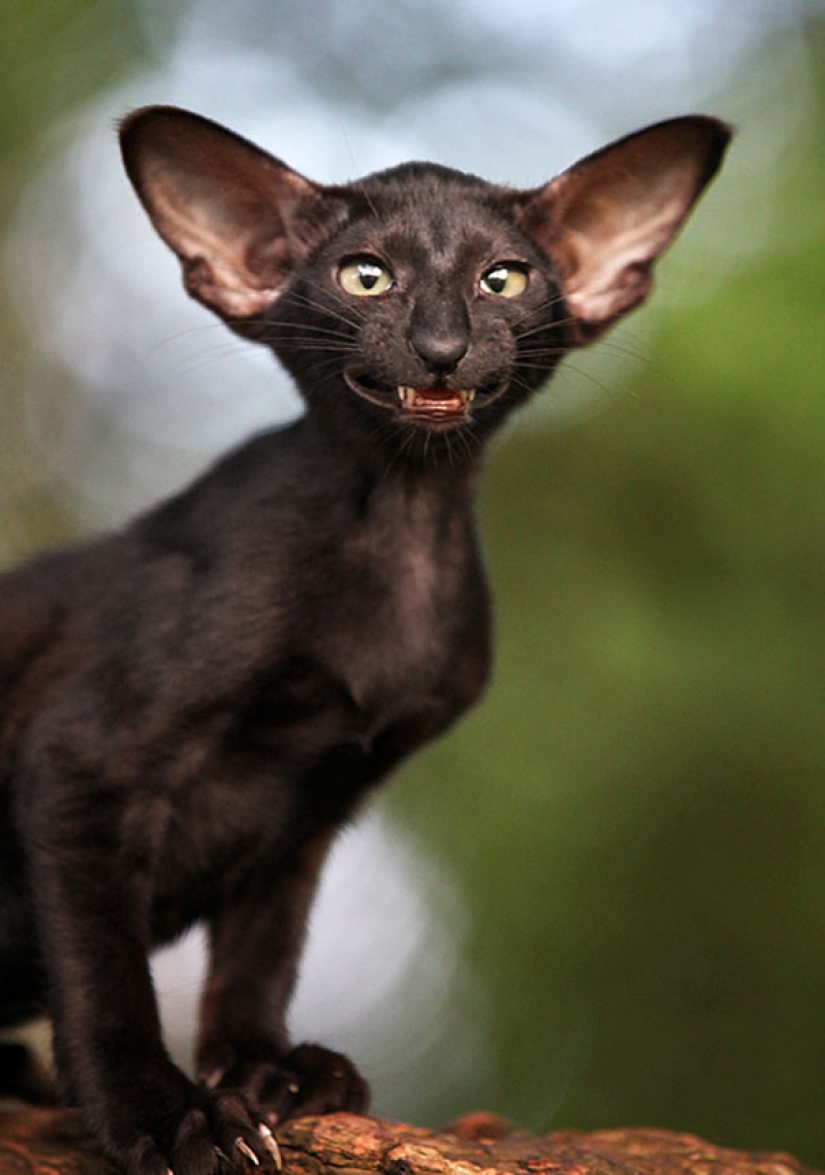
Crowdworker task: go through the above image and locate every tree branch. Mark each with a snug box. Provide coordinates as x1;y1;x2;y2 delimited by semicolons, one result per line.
0;1107;819;1175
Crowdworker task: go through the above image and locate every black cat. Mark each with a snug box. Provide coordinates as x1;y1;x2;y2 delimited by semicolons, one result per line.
0;107;730;1173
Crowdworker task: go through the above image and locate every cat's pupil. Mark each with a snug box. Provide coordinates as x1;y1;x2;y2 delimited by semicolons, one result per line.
337;256;392;297
480;264;528;298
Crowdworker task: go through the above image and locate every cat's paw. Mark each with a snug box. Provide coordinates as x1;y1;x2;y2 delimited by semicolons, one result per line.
201;1042;369;1125
103;1080;279;1174
267;1042;369;1120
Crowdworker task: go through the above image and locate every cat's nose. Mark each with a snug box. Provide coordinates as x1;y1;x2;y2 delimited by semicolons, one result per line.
408;328;469;378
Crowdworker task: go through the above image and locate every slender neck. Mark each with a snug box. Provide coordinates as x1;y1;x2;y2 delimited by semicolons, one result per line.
301;399;486;486
290;408;483;535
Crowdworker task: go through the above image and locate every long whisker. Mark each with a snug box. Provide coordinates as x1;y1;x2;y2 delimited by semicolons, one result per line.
509;289;571;332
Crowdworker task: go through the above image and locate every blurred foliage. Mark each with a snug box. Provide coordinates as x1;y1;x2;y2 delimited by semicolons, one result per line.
0;0;142;192
0;0;146;558
2;1;825;1168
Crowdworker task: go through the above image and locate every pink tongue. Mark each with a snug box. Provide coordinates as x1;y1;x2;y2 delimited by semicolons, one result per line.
416;386;454;400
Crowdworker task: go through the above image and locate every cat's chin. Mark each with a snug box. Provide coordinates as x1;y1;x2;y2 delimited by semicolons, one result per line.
343;371;505;426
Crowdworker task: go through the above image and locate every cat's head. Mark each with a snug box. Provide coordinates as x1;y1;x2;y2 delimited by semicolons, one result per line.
121;108;730;456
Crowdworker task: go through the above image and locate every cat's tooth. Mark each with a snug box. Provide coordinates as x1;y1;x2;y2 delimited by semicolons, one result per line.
397;386;415;406
464;389;476;404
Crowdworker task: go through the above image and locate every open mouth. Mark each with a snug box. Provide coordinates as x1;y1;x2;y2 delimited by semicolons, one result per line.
397;385;475;418
344;372;483;422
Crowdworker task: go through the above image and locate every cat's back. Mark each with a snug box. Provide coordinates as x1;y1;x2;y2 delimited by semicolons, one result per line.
0;544;100;779
0;547;79;675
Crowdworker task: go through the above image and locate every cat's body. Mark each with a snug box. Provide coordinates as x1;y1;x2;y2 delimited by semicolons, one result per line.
0;108;729;1173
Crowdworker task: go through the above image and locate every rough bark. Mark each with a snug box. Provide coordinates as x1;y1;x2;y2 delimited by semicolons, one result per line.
0;1107;819;1175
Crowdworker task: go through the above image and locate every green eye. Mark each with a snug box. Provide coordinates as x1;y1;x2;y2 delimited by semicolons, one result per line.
480;264;529;298
337;257;394;297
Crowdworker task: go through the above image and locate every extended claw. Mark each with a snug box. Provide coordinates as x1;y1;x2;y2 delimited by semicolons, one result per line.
235;1137;260;1166
258;1123;282;1170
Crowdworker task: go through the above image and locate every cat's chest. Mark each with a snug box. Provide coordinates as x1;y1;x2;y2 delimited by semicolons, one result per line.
313;488;484;725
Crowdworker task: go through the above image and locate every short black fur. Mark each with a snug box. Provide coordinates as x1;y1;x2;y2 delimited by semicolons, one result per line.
0;106;730;1173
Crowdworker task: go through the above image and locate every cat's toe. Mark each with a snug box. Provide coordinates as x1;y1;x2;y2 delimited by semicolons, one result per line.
275;1043;369;1120
167;1103;270;1172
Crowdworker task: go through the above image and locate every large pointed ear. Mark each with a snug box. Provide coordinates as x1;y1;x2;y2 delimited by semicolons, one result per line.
120;106;332;325
514;116;732;344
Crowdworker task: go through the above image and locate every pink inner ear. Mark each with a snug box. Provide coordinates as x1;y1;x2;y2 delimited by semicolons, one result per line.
121;106;321;321
516;116;731;341
557;171;700;320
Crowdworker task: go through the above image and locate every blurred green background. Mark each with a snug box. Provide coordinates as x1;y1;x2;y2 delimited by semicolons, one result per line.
2;0;825;1167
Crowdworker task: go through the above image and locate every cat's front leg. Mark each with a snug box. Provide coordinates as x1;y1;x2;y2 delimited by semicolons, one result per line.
197;714;473;1125
20;767;274;1174
196;831;369;1126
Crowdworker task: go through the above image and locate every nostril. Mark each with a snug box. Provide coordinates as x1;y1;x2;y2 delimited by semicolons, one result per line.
409;331;469;377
